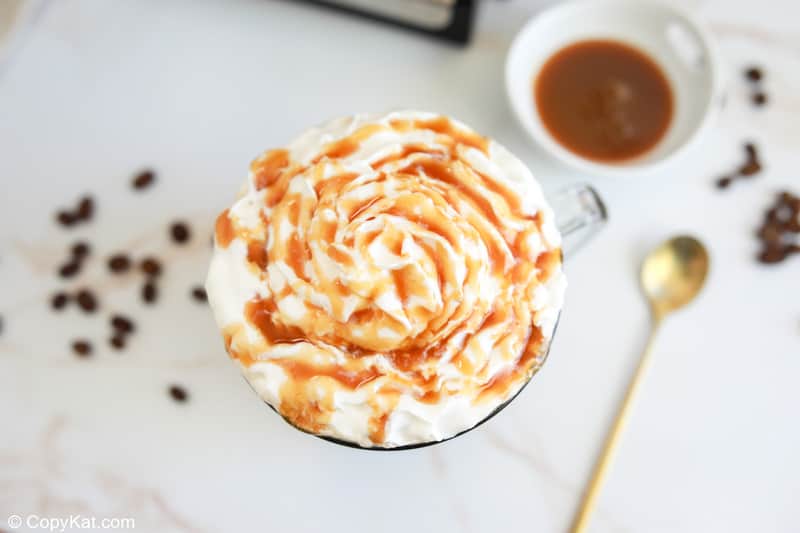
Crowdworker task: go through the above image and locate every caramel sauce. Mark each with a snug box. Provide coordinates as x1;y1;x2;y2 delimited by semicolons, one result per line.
326;244;354;267
285;234;309;281
247;241;268;270
276;358;381;390
535;40;673;162
245;298;306;345
252;149;290;190
214;209;235;248
370;143;441;170
313;137;359;163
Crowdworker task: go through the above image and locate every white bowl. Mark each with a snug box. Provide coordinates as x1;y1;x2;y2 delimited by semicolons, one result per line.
505;0;721;177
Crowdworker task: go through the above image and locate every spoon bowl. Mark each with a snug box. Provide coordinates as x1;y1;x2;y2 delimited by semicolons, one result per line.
640;235;709;319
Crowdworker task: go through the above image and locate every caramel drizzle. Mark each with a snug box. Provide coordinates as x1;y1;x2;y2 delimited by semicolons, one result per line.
220;115;558;444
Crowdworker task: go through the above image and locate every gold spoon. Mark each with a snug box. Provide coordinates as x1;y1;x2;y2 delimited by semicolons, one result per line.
570;235;710;533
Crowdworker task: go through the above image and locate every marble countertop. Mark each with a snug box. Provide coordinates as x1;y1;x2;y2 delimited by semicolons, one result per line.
1;1;798;532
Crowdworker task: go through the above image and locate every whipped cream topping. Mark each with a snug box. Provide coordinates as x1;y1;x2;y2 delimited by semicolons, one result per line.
206;111;566;447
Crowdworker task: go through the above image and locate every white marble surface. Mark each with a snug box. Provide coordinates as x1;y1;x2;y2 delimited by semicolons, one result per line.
1;1;798;532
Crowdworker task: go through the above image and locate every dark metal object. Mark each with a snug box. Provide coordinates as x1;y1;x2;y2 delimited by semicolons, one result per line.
292;0;476;45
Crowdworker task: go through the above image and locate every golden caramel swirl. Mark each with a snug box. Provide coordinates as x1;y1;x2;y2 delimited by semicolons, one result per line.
207;112;565;447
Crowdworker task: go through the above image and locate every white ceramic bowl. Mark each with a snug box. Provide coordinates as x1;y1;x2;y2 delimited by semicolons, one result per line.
505;0;721;177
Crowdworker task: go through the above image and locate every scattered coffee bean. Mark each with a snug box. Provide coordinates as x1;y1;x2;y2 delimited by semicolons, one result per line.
76;195;94;220
744;66;763;82
108;254;132;273
191;286;207;303
744;143;757;161
56;210;77;227
168;384;188;403
72;339;92;357
716;176;733;189
170;222;191;244
714;141;763;190
75;289;98;313
71;241;91;258
109;335;126;350
142;281;158;304
58;261;81;279
752;92;768;106
140;257;163;277
739;159;762;176
755;191;800;264
111;314;135;333
132;169;156;190
51;292;70;310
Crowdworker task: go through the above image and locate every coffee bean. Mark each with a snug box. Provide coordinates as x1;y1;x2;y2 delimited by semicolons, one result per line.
744;142;758;161
56;210;77;227
109;335;126;350
58;261;81;279
191;286;207;302
716;177;732;189
739;160;762;176
170;222;191;244
744;66;763;82
76;195;94;220
72;339;92;357
140;257;162;277
72;241;91;258
168;384;188;403
110;314;135;333
75;289;98;313
108;254;132;273
51;292;70;310
752;92;768;106
132;169;156;190
755;191;800;265
142;281;158;304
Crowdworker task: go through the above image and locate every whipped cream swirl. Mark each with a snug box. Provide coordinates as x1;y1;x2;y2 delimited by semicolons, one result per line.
206;111;566;447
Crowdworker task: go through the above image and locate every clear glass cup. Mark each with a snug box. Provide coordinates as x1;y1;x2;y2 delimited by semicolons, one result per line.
266;184;608;450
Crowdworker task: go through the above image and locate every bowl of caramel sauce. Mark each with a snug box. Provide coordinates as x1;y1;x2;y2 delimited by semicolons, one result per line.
506;0;720;177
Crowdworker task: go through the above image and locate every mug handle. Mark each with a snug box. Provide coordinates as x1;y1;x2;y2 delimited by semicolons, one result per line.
550;183;608;258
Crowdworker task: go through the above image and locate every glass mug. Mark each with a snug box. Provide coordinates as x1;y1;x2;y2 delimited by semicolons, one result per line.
254;183;608;450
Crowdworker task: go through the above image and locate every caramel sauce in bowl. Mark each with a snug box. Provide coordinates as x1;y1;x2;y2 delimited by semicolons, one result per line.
506;0;720;177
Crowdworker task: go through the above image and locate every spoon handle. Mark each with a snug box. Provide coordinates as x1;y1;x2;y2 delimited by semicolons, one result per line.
570;322;661;533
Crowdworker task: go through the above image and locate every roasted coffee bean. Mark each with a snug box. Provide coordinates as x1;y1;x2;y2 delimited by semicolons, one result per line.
739;160;762;176
170;222;191;244
109;335;126;350
76;195;94;220
191;286;207;302
72;340;92;357
58;261;81;278
142;281;158;304
716;177;732;189
140;257;162;277
72;241;91;258
755;191;800;264
56;210;77;227
51;292;70;310
75;289;98;313
744;142;758;161
744;66;763;82
110;314;135;333
168;385;188;403
132;169;156;190
752;92;768;106
108;254;132;273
